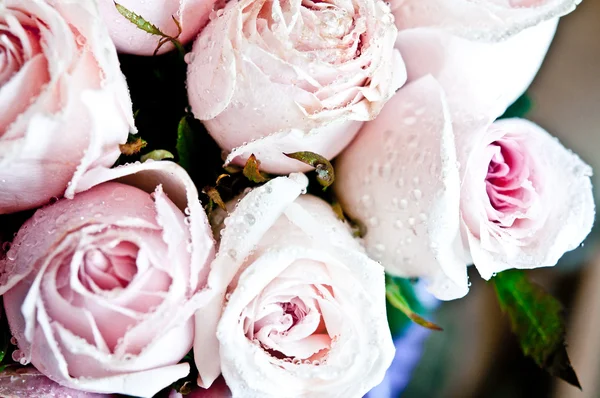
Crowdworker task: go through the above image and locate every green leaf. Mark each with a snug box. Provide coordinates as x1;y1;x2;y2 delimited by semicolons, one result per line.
386;276;442;332
141;149;174;162
114;2;167;37
500;93;533;119
492;269;581;389
176;116;197;172
284;151;334;189
243;154;270;183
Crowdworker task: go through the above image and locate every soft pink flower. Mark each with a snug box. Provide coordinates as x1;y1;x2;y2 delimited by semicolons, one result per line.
0;0;134;214
186;0;405;174
334;77;594;300
390;0;580;41
0;161;220;397
97;0;218;56
207;174;394;396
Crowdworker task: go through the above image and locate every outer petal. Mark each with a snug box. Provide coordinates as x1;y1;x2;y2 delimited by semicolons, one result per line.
97;0;217;55
335;76;469;300
390;0;579;42
396;19;558;118
0;368;110;398
224;121;362;174
463;119;595;278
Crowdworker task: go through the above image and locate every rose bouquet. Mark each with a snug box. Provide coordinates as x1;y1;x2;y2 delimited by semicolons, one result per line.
0;0;594;397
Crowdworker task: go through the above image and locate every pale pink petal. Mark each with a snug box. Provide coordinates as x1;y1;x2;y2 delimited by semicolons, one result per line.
391;0;579;41
0;368;110;398
396;20;558;118
335;76;469;300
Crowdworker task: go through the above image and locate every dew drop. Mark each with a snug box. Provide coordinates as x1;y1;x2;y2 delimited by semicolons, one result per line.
11;349;22;362
399;199;408;209
112;187;127;202
412;189;422;200
408;217;415;226
396;178;404;187
360;195;371;207
244;213;256;225
403;116;417;125
368;217;379;227
394;219;403;229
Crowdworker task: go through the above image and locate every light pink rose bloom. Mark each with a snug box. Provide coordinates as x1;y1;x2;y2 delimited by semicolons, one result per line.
0;368;111;398
0;161;220;397
97;0;218;56
390;0;580;41
207;174;394;396
0;0;134;214
334;77;594;300
186;0;405;174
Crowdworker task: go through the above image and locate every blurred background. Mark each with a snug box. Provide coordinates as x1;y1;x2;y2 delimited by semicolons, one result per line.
393;2;600;397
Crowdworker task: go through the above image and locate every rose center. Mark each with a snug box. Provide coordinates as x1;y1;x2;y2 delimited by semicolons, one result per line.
79;243;138;291
485;137;536;224
316;8;353;39
245;294;331;361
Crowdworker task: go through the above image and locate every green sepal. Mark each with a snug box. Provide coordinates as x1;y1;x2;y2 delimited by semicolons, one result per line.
284;151;334;189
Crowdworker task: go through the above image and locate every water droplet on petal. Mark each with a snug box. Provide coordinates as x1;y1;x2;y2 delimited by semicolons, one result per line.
244;213;256;225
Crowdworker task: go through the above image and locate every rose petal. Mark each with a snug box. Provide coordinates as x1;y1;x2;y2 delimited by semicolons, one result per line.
396;19;558;117
335;76;469;300
390;0;579;42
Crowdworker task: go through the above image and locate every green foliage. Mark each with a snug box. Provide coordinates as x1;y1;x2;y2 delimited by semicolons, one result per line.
285;151;334;189
386;276;442;334
114;2;165;36
492;270;581;388
500;93;533;119
176;116;197;172
114;2;185;57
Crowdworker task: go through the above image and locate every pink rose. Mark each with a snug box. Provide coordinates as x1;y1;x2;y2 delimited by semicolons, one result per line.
0;0;134;214
207;174;394;396
334;77;594;300
390;0;580;41
97;0;218;55
0;161;220;397
459;118;594;280
186;0;405;174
